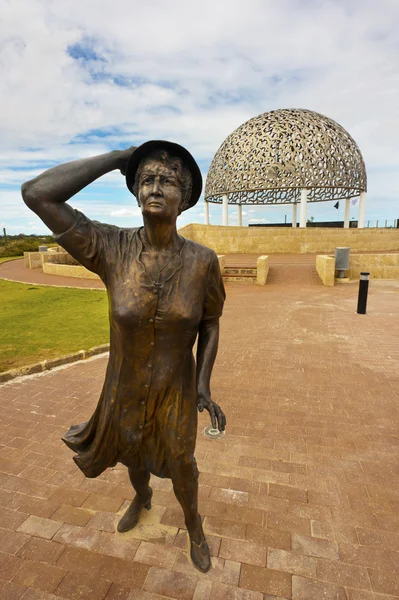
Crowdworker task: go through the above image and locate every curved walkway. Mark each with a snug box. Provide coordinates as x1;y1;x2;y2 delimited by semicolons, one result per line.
1;275;399;598
0;259;105;289
1;256;321;289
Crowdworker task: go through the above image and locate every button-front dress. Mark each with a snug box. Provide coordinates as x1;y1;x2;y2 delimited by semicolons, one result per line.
55;210;225;482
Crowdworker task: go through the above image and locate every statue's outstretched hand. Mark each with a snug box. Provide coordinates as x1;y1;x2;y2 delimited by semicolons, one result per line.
197;393;226;432
118;146;137;176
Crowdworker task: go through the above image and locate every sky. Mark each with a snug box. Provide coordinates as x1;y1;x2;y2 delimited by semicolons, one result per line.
1;0;399;235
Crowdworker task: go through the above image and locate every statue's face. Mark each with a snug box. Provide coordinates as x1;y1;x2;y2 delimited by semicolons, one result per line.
138;158;182;221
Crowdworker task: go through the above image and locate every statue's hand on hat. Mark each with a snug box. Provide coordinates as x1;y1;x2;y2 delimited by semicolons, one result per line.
117;146;137;176
197;392;226;432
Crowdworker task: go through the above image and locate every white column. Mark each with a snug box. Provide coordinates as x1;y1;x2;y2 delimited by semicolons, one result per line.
358;191;366;229
299;189;308;228
292;203;297;228
344;197;350;228
204;200;209;225
237;204;243;226
222;194;228;226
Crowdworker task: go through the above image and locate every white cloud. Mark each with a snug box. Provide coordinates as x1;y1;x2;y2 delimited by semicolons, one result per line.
1;0;399;229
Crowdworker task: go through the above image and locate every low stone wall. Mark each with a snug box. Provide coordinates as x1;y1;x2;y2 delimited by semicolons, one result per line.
43;263;100;280
24;251;49;269
256;255;269;285
217;255;225;274
47;252;79;265
178;224;399;254
348;253;399;280
316;255;335;286
316;252;399;285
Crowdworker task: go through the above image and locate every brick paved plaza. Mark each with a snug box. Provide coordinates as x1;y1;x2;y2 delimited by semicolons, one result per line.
1;272;399;599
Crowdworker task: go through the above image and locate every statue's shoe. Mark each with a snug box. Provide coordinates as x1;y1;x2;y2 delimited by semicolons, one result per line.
117;488;153;533
190;538;211;573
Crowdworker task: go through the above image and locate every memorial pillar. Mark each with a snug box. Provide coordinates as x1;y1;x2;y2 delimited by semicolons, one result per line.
204;200;209;225
292;203;297;228
299;189;308;228
237;204;243;226
222;195;228;226
358;192;366;229
344;197;350;228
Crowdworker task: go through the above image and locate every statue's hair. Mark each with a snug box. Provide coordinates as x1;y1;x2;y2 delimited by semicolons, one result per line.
132;150;193;211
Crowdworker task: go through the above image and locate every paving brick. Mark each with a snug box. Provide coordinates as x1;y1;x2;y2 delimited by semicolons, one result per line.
14;498;59;522
18;590;66;600
247;494;289;513
0;508;30;531
240;564;291;597
127;591;170;600
0;527;30;554
219;538;266;567
316;559;372;590
204;517;246;540
209;581;263;599
0;580;27;600
221;560;241;586
56;546;106;573
356;528;399;552
345;590;374;600
291;534;339;560
193;580;212;600
104;583;132;600
268;484;307;504
17;516;63;540
368;568;399;596
267;549;317;578
81;494;125;513
292;575;346;600
245;525;291;550
0;552;24;581
12;560;66;593
209;488;249;506
96;555;149;589
143;566;197;600
86;511;116;532
51;504;94;527
54;571;112;600
47;488;89;507
310;520;335;541
134;541;179;569
17;537;65;564
267;513;311;536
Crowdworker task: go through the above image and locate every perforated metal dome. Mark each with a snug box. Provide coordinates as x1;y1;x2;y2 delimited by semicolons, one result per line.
205;108;367;205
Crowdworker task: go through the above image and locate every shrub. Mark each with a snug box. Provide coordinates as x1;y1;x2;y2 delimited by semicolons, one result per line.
0;236;55;257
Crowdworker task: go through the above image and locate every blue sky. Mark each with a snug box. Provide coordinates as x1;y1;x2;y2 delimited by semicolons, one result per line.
1;0;399;234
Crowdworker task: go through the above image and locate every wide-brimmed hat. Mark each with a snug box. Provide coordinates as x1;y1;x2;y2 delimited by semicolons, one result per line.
125;140;202;210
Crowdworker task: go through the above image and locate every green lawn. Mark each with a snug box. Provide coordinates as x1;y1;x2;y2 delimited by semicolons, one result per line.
0;279;109;372
0;256;23;264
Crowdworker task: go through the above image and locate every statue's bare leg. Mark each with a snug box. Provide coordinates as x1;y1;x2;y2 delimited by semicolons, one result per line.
171;462;211;573
117;468;152;533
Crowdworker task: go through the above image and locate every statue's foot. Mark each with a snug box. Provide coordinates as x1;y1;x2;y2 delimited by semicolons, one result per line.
190;538;211;573
117;487;153;533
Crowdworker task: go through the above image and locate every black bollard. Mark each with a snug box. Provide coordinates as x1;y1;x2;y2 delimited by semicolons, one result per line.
357;272;370;314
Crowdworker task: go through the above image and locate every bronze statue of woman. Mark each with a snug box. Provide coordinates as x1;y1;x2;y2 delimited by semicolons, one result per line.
21;141;226;573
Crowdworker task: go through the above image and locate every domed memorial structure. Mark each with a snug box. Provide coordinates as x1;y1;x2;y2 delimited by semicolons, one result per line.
204;108;367;228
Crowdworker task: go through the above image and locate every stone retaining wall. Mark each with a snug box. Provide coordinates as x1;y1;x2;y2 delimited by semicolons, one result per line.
348;253;399;280
316;252;399;286
43;263;100;280
179;224;399;254
256;255;269;285
316;255;335;286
